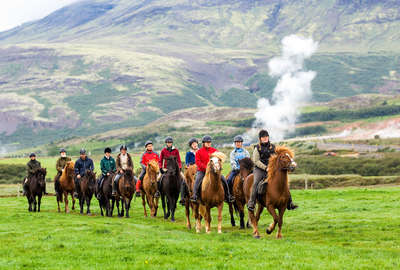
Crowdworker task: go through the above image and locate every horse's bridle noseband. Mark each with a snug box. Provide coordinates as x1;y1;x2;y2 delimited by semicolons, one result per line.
281;153;297;171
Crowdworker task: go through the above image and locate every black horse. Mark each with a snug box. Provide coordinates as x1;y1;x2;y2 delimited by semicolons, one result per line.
26;168;47;212
160;156;181;222
78;170;96;215
96;174;115;217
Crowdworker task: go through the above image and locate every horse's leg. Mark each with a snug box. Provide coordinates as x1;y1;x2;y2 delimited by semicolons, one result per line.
276;206;286;239
166;196;171;220
64;192;69;213
121;198;126;218
170;196;177;222
125;198;131;218
185;200;191;229
79;195;84;214
228;202;236;227
38;195;42;212
248;206;260;238
86;195;91;215
142;193;148;217
116;198;120;217
57;192;62;212
33;195;37;212
111;197;115;217
194;203;201;233
161;193;167;219
27;194;32;212
266;204;279;235
205;207;211;234
71;194;75;210
154;196;159;217
217;203;223;234
255;203;264;222
99;200;104;216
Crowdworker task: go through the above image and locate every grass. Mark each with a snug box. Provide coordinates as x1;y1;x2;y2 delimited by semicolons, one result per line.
0;187;399;269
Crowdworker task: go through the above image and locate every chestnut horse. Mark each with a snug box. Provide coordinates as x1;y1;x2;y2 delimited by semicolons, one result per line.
245;146;297;238
57;161;76;213
141;160;160;217
183;164;197;229
78;170;96;215
193;152;226;233
26;168;47;212
160;156;181;222
115;169;135;218
227;157;254;229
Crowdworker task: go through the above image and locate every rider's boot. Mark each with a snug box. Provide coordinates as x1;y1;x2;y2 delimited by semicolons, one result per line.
287;193;298;210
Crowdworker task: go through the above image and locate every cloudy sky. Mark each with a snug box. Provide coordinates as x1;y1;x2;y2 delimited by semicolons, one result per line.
0;0;80;32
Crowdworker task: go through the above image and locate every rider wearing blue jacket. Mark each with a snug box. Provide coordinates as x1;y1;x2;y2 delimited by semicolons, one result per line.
74;149;94;198
227;136;250;189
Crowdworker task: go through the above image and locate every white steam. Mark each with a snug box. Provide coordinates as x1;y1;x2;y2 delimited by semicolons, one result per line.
246;35;318;142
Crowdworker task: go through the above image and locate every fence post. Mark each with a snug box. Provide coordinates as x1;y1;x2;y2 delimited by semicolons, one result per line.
305;177;308;190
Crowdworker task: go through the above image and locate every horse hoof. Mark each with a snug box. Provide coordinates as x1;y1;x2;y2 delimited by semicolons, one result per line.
239;226;245;230
254;235;261;239
171;219;175;223
266;229;272;235
218;230;222;234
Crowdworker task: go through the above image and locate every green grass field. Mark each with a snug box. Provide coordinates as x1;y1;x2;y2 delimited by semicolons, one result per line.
0;187;399;269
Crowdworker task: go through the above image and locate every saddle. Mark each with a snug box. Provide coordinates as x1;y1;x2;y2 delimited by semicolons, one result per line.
257;180;268;196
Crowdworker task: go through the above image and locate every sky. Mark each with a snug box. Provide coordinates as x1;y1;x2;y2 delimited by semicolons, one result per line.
0;0;80;32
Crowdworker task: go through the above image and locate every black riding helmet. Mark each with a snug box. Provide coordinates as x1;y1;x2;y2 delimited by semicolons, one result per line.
29;153;36;158
259;130;269;139
188;138;198;147
104;147;112;154
165;136;173;143
59;148;66;153
145;141;153;148
234;135;244;142
80;149;86;155
202;135;212;143
120;145;128;151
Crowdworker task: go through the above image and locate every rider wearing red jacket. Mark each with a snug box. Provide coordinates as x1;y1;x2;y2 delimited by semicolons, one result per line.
136;141;160;196
190;135;234;203
159;137;182;170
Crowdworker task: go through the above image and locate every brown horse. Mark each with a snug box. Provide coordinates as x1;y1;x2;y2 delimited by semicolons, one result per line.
57;161;76;213
26;168;47;212
78;170;96;215
193;152;226;233
115;169;135;218
141;160;160;217
183;164;197;229
246;146;297;239
227;157;254;229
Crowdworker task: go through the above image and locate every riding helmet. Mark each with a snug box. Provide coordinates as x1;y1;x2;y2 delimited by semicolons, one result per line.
120;145;128;151
165;136;173;143
145;141;153;147
59;148;66;153
79;149;86;154
104;147;112;153
202;135;212;143
234;135;244;142
188;138;198;147
29;153;36;158
258;130;269;139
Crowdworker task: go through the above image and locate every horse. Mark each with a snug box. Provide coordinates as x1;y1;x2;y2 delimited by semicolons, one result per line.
26;168;47;212
78;170;96;215
96;173;115;217
245;146;297;239
193;152;226;234
183;164;197;229
141;160;160;217
115;169;135;218
160;156;181;222
226;157;254;229
57;161;76;213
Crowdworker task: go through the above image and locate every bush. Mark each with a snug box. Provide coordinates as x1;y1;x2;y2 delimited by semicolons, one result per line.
0;164;26;184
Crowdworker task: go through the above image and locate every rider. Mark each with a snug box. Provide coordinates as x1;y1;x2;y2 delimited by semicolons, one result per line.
190;135;234;203
98;147;117;199
74;149;94;198
136;141;160;197
158;136;183;195
179;138;199;205
55;148;71;196
112;145;134;196
247;130;298;212
23;153;46;195
227;135;250;191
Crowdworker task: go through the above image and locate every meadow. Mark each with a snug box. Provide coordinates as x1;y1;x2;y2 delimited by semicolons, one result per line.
0;187;399;269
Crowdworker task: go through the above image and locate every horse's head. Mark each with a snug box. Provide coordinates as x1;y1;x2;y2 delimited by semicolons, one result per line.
274;146;297;173
208;152;226;174
65;161;75;176
148;160;160;175
35;168;47;186
85;170;96;184
124;169;134;182
239;157;254;178
166;156;179;175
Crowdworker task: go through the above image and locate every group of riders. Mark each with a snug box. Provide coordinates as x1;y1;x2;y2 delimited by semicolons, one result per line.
23;129;297;211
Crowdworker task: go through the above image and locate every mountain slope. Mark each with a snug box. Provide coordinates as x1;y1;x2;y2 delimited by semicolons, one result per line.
1;0;400;148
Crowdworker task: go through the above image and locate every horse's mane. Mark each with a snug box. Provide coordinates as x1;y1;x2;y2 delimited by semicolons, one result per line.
239;157;254;171
210;152;226;164
267;146;294;179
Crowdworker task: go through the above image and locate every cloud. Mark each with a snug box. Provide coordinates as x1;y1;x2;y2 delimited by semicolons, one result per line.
0;0;80;32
